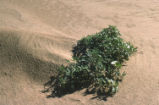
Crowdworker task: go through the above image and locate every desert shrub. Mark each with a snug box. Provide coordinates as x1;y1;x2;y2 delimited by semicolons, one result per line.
52;26;137;96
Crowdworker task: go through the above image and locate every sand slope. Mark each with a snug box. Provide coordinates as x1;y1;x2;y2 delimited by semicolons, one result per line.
0;0;159;105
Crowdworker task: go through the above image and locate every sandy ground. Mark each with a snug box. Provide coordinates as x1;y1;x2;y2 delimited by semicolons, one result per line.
0;0;159;105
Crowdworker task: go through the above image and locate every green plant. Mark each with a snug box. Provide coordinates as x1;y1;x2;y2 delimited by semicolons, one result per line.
53;26;137;96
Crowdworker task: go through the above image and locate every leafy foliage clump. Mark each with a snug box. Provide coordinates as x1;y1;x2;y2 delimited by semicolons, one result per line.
52;26;137;96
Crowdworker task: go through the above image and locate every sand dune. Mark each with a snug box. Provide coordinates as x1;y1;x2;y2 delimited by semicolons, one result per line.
0;0;159;105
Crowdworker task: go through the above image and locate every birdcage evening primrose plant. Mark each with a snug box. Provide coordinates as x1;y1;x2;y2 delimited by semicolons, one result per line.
52;26;137;97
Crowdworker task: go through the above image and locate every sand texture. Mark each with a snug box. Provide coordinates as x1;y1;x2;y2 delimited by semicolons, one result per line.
0;0;159;105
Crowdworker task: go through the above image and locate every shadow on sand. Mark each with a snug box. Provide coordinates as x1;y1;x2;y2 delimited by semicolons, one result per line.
43;75;113;101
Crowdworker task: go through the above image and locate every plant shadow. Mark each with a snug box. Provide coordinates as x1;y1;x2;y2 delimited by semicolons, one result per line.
42;75;114;101
42;75;84;98
83;89;114;101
